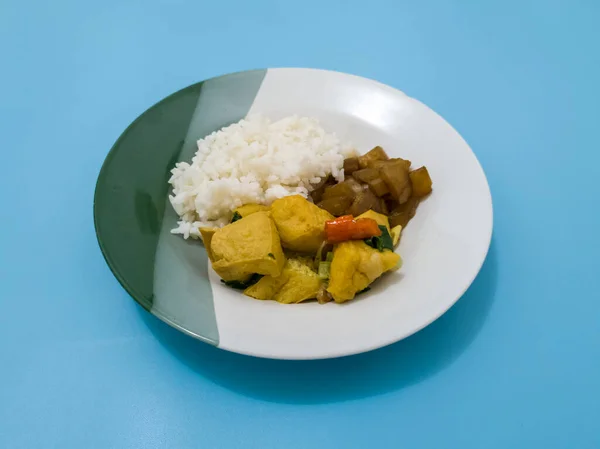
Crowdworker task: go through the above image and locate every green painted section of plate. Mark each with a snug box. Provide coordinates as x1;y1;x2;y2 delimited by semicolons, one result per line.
151;70;267;345
94;69;267;345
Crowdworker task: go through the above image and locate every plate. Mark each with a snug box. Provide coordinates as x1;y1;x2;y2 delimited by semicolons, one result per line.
94;68;493;360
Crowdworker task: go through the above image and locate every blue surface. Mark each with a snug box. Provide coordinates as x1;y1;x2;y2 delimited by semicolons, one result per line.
1;0;599;447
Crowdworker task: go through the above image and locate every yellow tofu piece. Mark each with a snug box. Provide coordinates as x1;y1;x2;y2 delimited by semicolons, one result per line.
243;272;289;300
271;195;333;253
391;225;402;247
210;212;285;281
199;227;218;262
244;258;322;304
275;260;322;304
356;210;390;231
327;241;401;303
234;203;270;218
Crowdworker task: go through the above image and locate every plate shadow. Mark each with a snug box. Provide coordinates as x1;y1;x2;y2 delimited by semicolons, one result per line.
140;240;498;404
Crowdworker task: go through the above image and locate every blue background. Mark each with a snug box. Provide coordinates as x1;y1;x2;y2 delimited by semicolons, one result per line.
1;0;599;447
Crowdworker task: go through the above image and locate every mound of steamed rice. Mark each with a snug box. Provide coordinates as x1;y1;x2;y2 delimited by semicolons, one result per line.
169;115;355;238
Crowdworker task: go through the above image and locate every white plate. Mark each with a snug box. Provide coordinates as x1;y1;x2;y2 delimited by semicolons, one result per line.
94;68;493;359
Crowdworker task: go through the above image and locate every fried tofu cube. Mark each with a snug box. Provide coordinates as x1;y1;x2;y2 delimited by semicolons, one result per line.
270;195;333;253
210;212;285;281
327;241;401;303
233;203;270;218
356;210;390;231
244;258;322;304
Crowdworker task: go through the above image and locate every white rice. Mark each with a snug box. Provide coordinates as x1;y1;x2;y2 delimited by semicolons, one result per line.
168;115;356;238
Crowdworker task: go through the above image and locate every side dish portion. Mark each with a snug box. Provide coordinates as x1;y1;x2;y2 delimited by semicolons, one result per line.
195;145;432;304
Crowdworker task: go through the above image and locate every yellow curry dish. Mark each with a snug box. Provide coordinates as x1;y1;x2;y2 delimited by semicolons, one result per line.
198;146;433;304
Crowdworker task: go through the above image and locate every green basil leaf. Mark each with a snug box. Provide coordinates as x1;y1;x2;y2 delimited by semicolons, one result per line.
230;211;242;223
364;225;393;252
